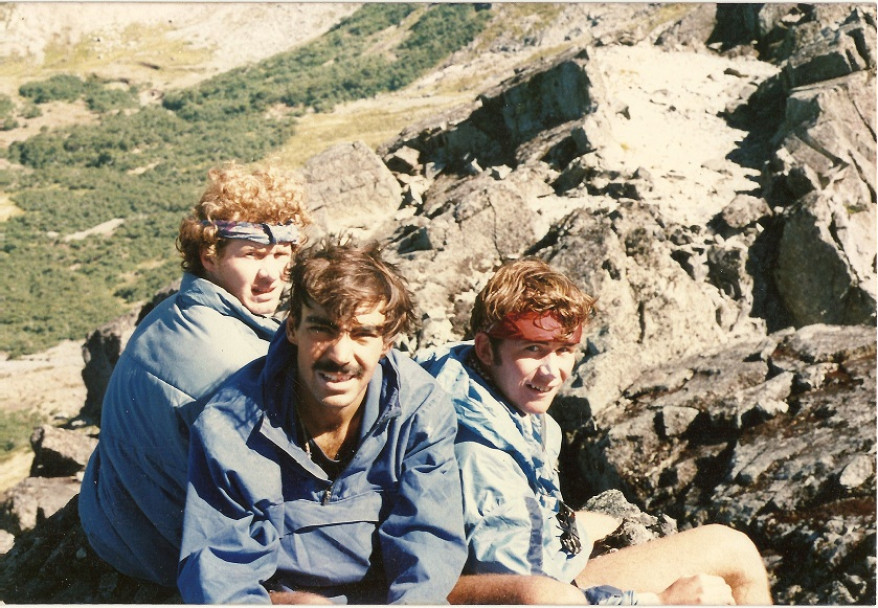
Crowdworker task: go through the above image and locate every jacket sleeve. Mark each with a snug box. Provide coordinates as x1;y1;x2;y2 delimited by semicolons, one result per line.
378;381;467;604
177;406;279;604
457;439;562;579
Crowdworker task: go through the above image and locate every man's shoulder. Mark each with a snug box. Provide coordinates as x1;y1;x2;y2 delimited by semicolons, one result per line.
415;342;472;369
383;349;454;417
385;349;437;392
129;287;275;362
415;342;476;395
196;358;268;432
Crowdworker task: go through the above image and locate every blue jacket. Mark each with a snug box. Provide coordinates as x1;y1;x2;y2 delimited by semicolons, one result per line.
417;342;590;583
178;329;467;604
79;273;281;586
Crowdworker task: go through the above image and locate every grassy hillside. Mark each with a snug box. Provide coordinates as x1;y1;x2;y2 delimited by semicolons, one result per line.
0;3;491;358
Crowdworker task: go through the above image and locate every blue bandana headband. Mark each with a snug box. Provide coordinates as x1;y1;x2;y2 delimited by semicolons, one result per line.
201;220;300;245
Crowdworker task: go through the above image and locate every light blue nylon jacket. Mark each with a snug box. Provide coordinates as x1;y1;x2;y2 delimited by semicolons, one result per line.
79;272;281;587
417;342;591;584
177;329;467;604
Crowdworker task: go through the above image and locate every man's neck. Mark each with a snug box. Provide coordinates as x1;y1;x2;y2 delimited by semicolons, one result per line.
466;349;527;417
296;399;365;460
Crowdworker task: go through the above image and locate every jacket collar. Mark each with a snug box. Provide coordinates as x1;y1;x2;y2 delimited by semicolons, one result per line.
178;272;282;338
426;342;560;495
427;343;542;455
255;327;402;475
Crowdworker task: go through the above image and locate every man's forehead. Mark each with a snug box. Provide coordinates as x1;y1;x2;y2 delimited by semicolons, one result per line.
302;300;386;328
505;336;581;348
223;239;289;254
485;310;583;344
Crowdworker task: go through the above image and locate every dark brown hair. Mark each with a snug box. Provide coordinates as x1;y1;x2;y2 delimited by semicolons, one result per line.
289;238;416;342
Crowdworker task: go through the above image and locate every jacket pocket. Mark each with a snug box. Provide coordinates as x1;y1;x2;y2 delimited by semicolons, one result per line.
276;491;387;584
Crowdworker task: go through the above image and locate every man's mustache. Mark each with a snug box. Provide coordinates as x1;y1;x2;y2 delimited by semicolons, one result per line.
313;361;364;377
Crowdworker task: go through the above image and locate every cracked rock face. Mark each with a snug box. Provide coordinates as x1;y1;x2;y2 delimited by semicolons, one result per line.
1;3;875;604
563;324;876;605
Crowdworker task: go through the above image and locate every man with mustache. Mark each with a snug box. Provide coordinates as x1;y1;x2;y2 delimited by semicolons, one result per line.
419;258;774;605
79;162;311;589
177;239;466;604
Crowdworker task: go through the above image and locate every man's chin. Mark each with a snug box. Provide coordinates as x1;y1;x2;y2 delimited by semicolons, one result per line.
516;397;555;416
245;297;279;316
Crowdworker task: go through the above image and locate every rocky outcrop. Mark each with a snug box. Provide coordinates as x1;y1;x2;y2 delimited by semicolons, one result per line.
584;489;679;556
80;314;137;423
563;324;876;604
302;140;404;240
0;496;180;604
726;4;877;328
0;425;95;538
80;281;179;423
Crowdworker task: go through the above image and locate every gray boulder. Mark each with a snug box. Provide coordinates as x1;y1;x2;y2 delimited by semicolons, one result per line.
741;4;877;328
0;425;96;538
29;425;97;478
565;324;876;605
301;140;403;240
770;68;877;325
0;476;81;537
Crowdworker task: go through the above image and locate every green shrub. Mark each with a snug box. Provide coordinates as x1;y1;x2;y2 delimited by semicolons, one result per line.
0;94;14;117
0;409;44;457
19;74;86;104
21;102;42;119
0;3;493;356
84;86;139;114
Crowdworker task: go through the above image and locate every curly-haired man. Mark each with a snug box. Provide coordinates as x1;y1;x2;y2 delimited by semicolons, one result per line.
80;162;311;588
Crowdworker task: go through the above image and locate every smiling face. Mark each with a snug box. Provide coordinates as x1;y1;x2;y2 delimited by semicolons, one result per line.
287;300;390;418
201;239;293;316
474;332;578;416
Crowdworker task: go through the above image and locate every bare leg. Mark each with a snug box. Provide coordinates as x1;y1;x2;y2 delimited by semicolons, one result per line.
450;574;585;605
575;524;772;605
269;590;333;604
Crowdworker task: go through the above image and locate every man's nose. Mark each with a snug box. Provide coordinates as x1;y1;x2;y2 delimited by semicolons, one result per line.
325;332;355;362
538;355;562;379
258;257;284;280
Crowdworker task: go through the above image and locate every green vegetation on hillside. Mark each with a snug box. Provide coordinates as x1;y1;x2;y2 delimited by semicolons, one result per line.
0;3;491;357
0;409;44;456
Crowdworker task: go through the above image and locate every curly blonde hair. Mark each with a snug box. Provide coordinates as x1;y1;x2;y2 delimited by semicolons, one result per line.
469;258;596;339
177;161;312;275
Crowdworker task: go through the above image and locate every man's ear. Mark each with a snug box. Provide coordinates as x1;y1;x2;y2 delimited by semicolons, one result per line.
473;332;494;366
200;248;217;274
286;316;298;345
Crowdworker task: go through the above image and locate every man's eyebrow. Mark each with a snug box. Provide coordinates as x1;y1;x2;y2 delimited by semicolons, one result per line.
304;314;336;328
303;315;382;334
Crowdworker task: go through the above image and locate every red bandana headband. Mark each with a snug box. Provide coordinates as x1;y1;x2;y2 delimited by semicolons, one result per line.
484;311;583;344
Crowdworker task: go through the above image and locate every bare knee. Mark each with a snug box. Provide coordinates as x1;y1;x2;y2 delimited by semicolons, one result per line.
702;524;763;565
698;524;771;603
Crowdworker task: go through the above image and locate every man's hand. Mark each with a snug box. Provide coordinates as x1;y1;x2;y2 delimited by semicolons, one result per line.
656;574;735;605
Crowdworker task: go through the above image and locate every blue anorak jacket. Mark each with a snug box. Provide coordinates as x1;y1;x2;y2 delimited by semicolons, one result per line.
178;328;467;604
79;273;281;586
417;342;590;583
